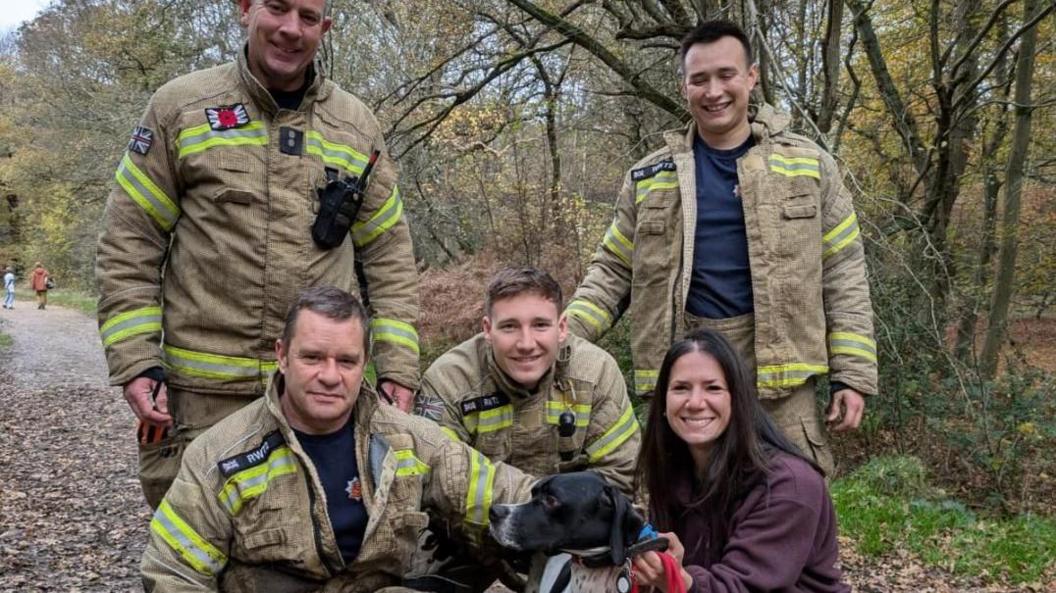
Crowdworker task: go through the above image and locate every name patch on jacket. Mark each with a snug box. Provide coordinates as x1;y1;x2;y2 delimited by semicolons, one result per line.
218;431;286;477
460;393;511;416
205;103;251;131
631;160;676;182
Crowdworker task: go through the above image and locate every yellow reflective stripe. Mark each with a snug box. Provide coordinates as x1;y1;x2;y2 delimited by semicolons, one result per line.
465;450;496;527
100;306;162;347
822;212;860;259
545;401;591;428
151;500;227;576
586;405;639;462
440;427;463;442
115;154;180;231
756;363;829;388
306;131;368;177
352;186;403;247
217;447;297;516
635;171;678;204
176;122;268;158
565;299;613;333
461;411;479;435
394;449;431;476
163;344;277;381
475;404;514;434
828;332;877;363
602;222;633;266
768;154;820;179
634;369;659;393
370;317;419;355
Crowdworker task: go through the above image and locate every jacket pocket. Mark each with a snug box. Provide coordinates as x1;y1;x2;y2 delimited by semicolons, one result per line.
773;187;821;261
391;511;430;568
632;210;671;288
475;429;512;463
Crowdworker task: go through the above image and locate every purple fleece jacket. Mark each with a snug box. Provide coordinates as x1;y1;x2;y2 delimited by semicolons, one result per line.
674;453;850;593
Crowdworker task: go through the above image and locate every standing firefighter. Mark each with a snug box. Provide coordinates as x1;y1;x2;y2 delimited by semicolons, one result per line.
96;0;420;508
565;20;877;475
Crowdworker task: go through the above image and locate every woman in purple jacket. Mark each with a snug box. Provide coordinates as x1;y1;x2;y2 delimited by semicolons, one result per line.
633;329;851;593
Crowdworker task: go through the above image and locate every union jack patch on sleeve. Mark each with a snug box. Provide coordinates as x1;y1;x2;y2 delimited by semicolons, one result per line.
128;126;154;155
414;395;445;422
205;103;251;131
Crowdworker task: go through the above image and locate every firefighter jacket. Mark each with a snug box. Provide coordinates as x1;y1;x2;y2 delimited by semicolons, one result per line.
416;333;640;496
565;105;877;399
141;373;535;593
97;48;420;395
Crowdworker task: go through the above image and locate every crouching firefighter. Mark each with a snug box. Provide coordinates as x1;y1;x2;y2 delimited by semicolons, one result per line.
408;267;642;592
141;287;535;593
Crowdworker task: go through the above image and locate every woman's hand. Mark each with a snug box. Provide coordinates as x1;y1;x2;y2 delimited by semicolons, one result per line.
631;532;693;592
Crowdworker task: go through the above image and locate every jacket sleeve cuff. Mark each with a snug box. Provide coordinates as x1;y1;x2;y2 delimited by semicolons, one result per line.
110;359;165;387
829;377;875;397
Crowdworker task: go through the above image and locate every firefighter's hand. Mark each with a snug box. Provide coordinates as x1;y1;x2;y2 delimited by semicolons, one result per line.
124;376;173;427
826;388;865;432
378;380;414;413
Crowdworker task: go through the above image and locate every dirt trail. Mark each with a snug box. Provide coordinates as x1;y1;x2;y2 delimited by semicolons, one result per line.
0;305;1041;592
0;304;145;591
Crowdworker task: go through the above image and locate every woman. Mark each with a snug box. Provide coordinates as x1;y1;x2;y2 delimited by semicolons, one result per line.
30;262;50;310
633;329;850;593
3;266;14;309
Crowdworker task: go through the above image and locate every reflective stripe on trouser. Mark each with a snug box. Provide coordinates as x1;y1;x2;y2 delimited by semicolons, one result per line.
682;311;834;475
138;387;257;509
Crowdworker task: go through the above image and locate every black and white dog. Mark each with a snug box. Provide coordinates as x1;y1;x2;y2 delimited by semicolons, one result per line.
489;472;667;593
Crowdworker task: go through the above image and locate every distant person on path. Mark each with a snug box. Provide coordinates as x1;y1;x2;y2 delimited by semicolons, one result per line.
30;262;50;310
564;19;877;475
3;266;15;310
96;0;420;509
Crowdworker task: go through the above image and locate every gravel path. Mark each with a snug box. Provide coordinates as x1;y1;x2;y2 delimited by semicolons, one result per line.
0;305;146;592
0;305;1043;592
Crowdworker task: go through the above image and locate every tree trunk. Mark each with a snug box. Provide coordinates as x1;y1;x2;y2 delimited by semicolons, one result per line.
979;0;1040;379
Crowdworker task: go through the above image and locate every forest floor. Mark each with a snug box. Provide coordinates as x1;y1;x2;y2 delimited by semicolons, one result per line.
0;300;1051;591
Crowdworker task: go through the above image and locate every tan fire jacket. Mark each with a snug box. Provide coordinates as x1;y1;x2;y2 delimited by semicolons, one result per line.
97;48;420;395
141;374;534;593
566;105;877;399
415;333;640;496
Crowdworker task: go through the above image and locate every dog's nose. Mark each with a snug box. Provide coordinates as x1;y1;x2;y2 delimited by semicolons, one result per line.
489;505;510;522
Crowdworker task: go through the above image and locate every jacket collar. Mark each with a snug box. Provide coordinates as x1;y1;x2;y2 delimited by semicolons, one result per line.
236;43;330;116
664;102;791;154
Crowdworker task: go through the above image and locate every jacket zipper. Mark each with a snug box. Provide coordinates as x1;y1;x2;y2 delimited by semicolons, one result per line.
306;473;341;577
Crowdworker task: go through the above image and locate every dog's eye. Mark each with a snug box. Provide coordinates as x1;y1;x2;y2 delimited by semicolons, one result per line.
543;494;560;510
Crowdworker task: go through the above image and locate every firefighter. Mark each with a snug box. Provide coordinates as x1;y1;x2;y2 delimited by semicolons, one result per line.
410;266;640;592
564;20;877;476
96;0;419;508
141;286;533;593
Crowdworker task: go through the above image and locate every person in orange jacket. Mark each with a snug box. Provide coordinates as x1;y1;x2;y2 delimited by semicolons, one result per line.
30;262;50;310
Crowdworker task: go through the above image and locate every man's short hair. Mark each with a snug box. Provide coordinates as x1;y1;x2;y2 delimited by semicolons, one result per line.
281;286;370;350
485;267;564;316
678;19;754;73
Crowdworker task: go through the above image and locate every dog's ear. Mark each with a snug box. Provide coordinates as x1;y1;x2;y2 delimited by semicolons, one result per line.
606;484;644;566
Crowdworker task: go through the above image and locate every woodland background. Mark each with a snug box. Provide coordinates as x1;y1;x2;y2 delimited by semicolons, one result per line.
0;0;1054;583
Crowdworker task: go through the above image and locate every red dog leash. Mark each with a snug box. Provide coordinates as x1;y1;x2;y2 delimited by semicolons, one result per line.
629;551;687;593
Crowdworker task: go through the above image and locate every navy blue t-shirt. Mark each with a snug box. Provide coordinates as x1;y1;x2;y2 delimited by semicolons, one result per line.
294;419;368;563
685;135;755;319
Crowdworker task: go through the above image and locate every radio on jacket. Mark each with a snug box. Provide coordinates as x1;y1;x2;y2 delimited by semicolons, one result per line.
312;149;380;249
